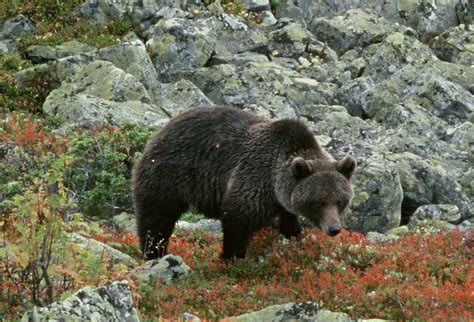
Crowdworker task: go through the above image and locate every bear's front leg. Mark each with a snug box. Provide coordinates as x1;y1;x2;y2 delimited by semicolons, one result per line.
220;212;252;259
279;212;302;239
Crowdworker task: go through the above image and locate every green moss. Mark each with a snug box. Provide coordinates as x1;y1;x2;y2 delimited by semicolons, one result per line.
152;34;177;57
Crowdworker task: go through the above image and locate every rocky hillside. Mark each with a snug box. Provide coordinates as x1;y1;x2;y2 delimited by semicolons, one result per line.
1;0;473;320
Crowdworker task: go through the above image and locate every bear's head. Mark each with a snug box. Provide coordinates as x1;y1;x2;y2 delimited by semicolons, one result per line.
276;155;356;237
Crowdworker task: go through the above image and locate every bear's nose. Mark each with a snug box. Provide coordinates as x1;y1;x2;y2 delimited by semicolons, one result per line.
328;225;341;237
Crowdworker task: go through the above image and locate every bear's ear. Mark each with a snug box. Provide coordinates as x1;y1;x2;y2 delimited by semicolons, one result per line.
337;155;356;180
291;157;312;179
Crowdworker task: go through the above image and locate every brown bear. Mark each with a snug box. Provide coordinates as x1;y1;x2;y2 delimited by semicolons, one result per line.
132;106;356;260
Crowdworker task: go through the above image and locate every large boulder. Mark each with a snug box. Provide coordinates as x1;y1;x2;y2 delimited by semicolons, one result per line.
69;233;137;267
146;14;268;82
232;301;384;321
133;255;190;284
21;281;139;322
343;155;403;234
42;60;168;126
430;24;474;66
26;41;97;64
0;14;35;39
274;0;465;35
183;62;336;118
309;9;406;56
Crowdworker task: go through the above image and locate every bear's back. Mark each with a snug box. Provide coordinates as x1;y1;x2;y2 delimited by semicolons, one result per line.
136;107;266;215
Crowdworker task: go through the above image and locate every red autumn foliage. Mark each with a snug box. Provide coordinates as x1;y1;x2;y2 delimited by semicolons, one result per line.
141;228;473;320
0;115;67;155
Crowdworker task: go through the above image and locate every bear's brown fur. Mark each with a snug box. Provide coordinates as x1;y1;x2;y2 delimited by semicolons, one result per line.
132;106;356;259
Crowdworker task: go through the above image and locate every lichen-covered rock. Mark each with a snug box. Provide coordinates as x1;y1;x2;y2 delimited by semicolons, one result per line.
0;14;35;39
183;62;335;118
69;233;136;267
21;281;139;322
147;14;268;82
343;156;403;234
430;24;474;66
389;153;473;221
411;204;462;224
338;62;474;126
386;225;409;236
133;254;190;284
176;219;222;233
80;0;197;29
154;79;213;116
208;51;269;66
274;0;463;36
16;38;165;105
26;41;96;64
43;60;167;126
0;39;17;53
367;231;399;243
268;21;337;61
232;302;353;321
96;38;162;97
240;0;270;12
447;121;474;153
455;0;474;25
309;9;406;55
112;212;137;234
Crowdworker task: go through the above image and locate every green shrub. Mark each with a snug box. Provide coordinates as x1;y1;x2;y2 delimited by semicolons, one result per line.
64;123;155;218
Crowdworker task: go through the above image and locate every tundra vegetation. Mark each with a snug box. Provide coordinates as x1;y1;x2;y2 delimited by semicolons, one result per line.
0;0;473;320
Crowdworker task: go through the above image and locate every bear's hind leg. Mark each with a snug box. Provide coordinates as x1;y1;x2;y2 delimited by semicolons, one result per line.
135;197;187;260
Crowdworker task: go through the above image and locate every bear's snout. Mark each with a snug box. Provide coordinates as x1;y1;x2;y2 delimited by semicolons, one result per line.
327;224;341;237
318;205;342;237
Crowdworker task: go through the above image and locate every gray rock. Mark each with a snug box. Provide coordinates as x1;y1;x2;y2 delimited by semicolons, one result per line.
407;219;455;233
183;61;335;118
0;14;35;39
430;24;474;66
367;231;399;243
42;60;168;127
447;121;474;152
80;0;196;29
208;51;269;66
183;312;201;321
411;204;462;224
241;0;270;12
26;41;96;64
232;302;353;321
176;219;222;233
146;14;268;82
455;0;474;24
133;254;190;284
69;233;136;267
343;156;403;234
274;0;463;36
0;39;17;53
261;10;278;26
386;225;409;236
309;9;405;55
337;35;474;125
112;212;137;234
268;21;338;60
96;38;162;98
207;0;225;15
389;153;473;221
21;281;139;322
459;167;474;201
457;220;473;234
154;79;213;117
